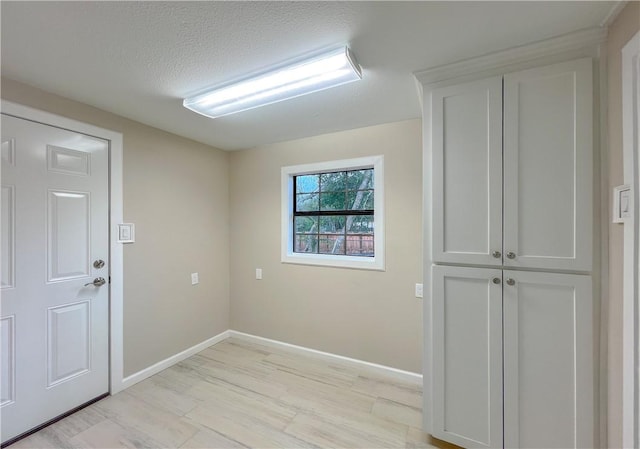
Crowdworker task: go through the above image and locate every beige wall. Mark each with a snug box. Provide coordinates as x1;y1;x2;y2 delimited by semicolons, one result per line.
1;78;230;376
1;77;422;377
607;3;640;448
229;119;423;373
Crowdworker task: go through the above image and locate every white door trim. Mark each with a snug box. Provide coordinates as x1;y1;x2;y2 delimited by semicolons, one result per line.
621;30;640;449
1;100;125;395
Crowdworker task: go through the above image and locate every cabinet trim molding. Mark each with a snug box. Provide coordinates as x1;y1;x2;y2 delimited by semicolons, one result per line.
414;27;605;89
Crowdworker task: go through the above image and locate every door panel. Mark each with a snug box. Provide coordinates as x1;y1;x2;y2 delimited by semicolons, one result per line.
432;265;502;448
1;138;15;166
503;58;593;271
48;190;91;281
0;114;109;444
0;316;15;407
1;184;15;288
431;77;503;266
47;300;91;387
503;270;593;449
47;145;91;176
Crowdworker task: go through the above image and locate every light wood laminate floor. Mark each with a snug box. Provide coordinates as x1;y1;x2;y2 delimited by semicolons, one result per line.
9;337;446;449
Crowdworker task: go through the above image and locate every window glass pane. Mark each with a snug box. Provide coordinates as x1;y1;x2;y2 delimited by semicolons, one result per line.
364;191;374;210
346;235;374;256
346;215;374;256
319;234;346;255
320;172;346;193
346;190;374;210
296;193;319;212
347;215;374;234
319;216;345;234
295;234;318;253
346;169;374;190
320;191;345;211
295;216;318;234
296;175;319;193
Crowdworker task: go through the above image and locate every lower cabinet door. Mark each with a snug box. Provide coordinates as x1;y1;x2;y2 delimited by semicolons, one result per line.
503;270;593;449
432;265;503;448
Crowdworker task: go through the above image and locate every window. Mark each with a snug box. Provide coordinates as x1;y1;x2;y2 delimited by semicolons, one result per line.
294;169;374;256
281;156;384;270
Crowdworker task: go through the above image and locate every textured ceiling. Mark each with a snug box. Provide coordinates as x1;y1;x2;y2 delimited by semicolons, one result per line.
1;1;615;150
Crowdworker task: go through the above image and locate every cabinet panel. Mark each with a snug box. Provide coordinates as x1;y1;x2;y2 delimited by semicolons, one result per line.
503;270;593;449
432;77;503;266
432;265;502;448
503;58;593;271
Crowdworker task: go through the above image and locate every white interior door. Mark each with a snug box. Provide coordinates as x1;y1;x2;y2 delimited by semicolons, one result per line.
1;114;109;444
503;270;593;449
431;265;503;448
503;58;593;272
431;76;503;266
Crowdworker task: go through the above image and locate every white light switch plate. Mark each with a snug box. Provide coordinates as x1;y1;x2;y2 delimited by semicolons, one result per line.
613;185;632;223
415;283;423;298
191;273;199;285
117;223;135;243
256;268;262;280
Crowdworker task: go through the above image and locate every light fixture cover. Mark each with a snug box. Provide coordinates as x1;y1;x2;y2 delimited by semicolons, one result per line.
183;46;363;119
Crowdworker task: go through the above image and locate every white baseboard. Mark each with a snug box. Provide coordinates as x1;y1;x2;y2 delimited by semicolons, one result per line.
116;328;422;393
228;330;423;385
118;330;230;391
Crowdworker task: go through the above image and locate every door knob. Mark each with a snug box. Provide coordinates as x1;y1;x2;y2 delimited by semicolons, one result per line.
84;277;106;287
492;250;501;258
506;251;516;259
492;277;501;284
506;278;516;286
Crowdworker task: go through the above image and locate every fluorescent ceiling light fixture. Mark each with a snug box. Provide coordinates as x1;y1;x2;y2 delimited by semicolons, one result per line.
183;47;363;118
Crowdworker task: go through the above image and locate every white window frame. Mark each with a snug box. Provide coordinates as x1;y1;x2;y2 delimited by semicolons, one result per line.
281;155;385;271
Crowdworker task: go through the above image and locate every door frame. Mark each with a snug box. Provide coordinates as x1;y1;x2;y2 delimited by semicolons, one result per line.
1;100;126;395
621;30;640;449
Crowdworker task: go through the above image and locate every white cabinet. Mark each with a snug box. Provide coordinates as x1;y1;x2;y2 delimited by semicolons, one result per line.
503;271;593;449
431;267;594;449
432;265;503;449
431;58;593;272
426;57;596;449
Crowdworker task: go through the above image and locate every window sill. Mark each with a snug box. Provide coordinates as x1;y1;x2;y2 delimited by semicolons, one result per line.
281;252;385;271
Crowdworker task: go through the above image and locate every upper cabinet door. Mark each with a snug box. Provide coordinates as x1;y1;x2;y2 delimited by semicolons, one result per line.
503;58;593;272
431;77;503;266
